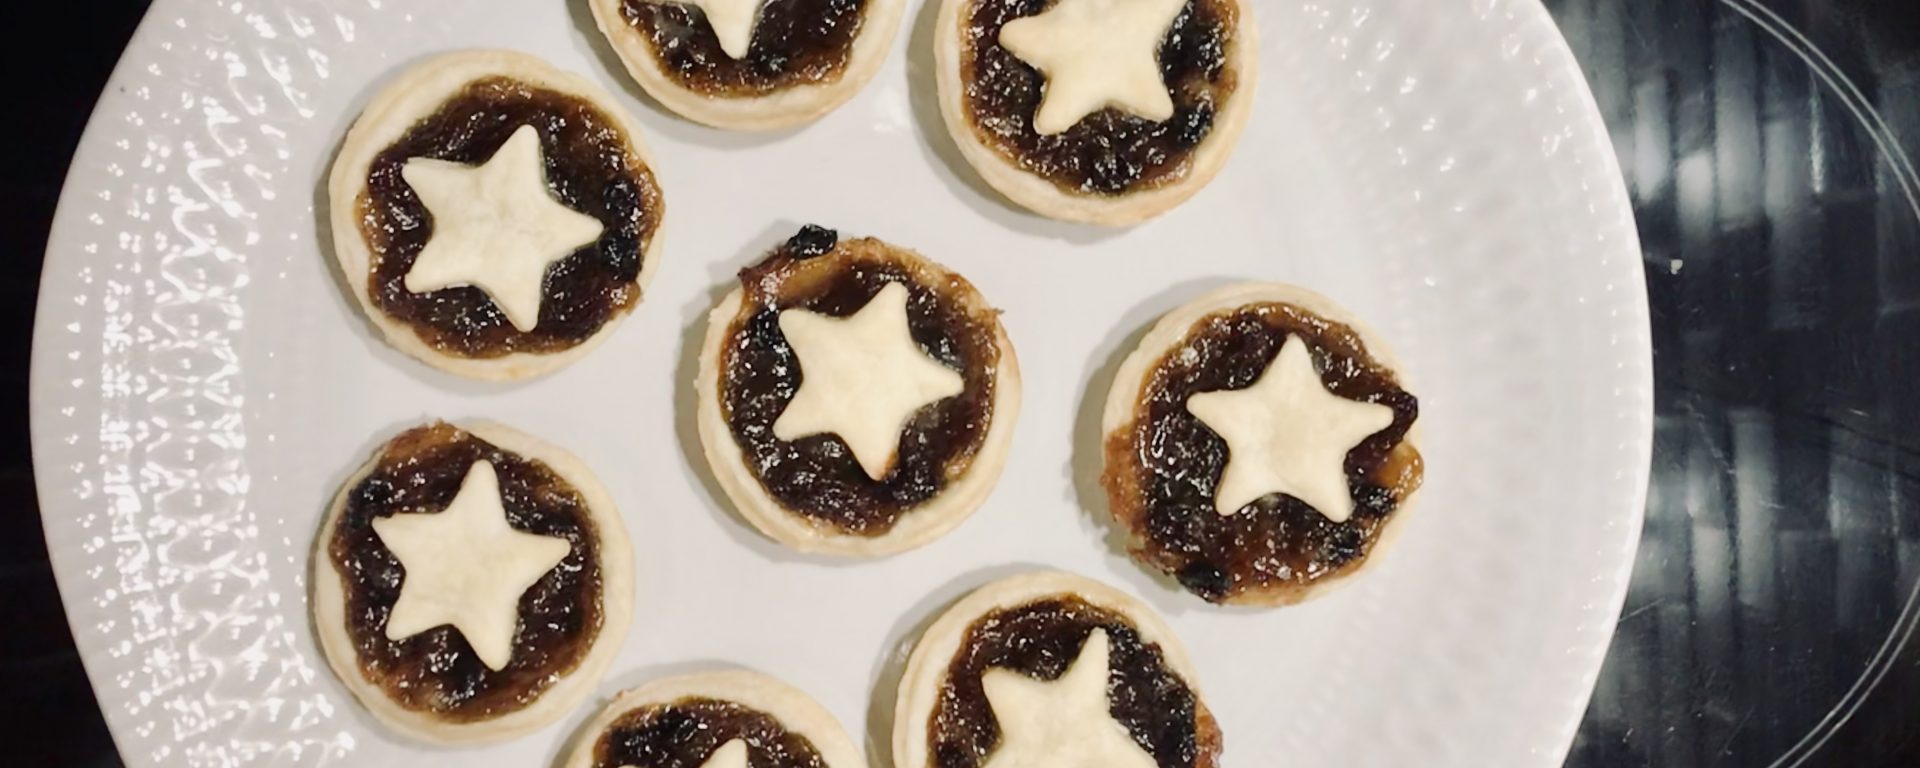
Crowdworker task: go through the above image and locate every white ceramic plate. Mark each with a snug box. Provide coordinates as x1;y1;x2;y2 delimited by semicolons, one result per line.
29;0;1651;765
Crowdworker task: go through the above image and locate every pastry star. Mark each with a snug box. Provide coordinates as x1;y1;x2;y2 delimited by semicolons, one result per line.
646;0;767;59
979;629;1157;768
371;460;572;671
619;738;748;768
773;282;965;480
401;124;604;332
1186;335;1397;522
998;0;1188;135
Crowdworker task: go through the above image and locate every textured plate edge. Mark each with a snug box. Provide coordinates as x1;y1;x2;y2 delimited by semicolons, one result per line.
1509;0;1656;762
26;2;168;762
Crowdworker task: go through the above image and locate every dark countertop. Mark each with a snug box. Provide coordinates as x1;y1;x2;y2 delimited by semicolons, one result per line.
7;1;1918;765
1549;1;1920;764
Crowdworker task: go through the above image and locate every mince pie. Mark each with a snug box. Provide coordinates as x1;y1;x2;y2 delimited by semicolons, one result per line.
562;670;865;768
933;0;1257;224
892;570;1221;768
311;421;632;744
695;225;1021;557
591;0;905;130
328;50;666;380
1101;283;1424;606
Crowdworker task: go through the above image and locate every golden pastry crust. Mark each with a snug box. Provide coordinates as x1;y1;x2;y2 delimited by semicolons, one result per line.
561;670;867;768
932;0;1258;225
310;420;633;745
328;50;665;381
589;0;906;131
1101;282;1423;606
892;570;1212;768
694;234;1021;557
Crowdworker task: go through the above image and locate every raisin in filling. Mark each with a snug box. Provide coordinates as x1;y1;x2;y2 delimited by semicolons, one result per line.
592;698;826;768
1104;303;1423;603
621;0;867;97
930;597;1222;768
961;0;1240;195
720;228;1001;536
359;77;663;358
328;423;603;721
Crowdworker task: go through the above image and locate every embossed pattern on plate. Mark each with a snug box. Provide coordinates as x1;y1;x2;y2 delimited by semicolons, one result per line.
29;0;1650;766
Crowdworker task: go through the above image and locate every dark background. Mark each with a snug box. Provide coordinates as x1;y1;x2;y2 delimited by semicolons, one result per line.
6;1;1919;766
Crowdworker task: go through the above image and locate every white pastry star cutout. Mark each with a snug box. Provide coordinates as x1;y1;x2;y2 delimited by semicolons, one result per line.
620;738;748;768
401;124;604;332
979;629;1157;768
646;0;767;58
773;282;965;480
371;460;572;671
998;0;1188;135
1185;335;1397;523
